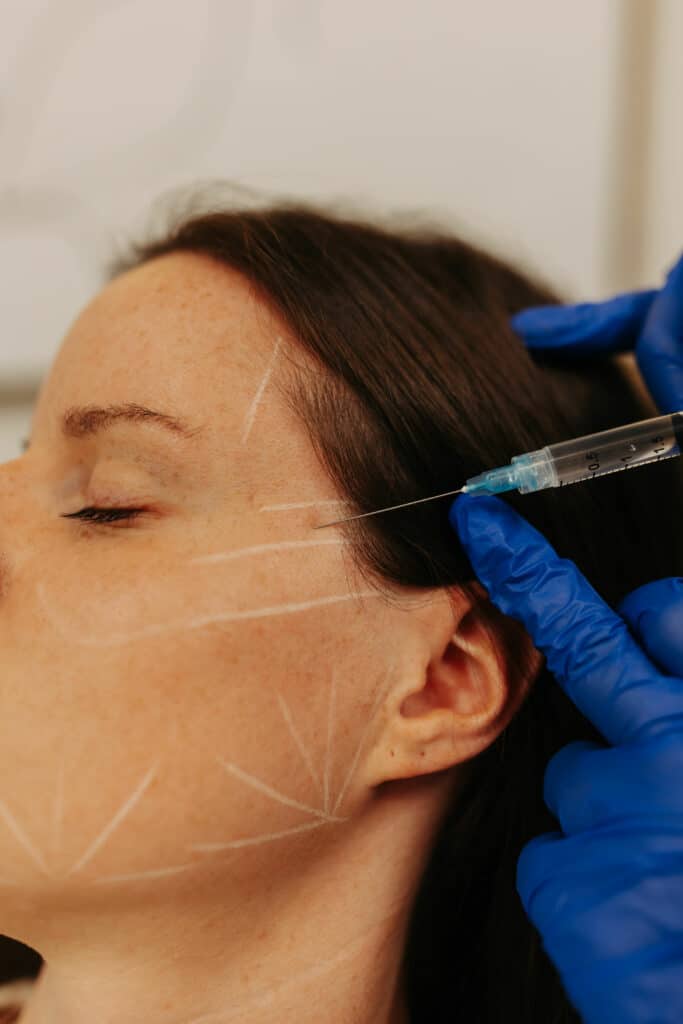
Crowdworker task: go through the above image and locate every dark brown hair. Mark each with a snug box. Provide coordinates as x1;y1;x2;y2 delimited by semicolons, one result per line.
98;194;682;1022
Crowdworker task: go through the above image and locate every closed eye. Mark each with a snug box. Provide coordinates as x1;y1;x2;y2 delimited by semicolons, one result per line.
61;507;146;525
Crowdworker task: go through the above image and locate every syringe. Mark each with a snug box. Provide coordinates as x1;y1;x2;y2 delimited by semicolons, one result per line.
460;409;683;496
313;410;683;529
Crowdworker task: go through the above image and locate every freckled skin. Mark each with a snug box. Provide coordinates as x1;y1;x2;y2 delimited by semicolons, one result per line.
0;252;528;1024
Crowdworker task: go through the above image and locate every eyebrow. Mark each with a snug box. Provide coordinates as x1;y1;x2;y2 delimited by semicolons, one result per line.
21;402;205;452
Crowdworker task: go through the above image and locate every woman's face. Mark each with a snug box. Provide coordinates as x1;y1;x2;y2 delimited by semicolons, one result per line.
0;252;439;916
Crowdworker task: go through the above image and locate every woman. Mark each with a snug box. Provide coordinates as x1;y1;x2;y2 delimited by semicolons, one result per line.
0;194;680;1023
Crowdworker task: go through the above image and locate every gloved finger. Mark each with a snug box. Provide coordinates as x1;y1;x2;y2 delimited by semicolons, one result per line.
542;737;683;836
511;288;656;356
516;826;683;958
515;829;565;922
450;493;683;746
635;252;683;413
617;578;683;677
542;740;610;835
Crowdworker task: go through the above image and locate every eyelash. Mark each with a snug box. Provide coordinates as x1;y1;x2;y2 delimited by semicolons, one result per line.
61;507;146;526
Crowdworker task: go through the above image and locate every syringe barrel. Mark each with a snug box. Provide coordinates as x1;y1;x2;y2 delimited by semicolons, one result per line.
514;411;683;493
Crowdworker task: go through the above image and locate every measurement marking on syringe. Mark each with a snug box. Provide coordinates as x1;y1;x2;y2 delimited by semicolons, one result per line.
559;449;680;486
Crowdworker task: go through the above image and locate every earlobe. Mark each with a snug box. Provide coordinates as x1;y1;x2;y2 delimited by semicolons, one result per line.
363;594;542;786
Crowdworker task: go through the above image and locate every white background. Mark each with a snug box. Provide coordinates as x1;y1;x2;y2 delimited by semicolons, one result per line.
1;0;681;460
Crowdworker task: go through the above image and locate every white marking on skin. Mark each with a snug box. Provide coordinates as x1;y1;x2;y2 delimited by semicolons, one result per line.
52;752;65;862
190;654;396;863
216;759;345;823
35;583;382;647
0;797;50;875
0;657;396;883
87;863;196;885
65;760;161;877
240;336;282;444
332;657;397;815
189;537;348;565
191;664;374;862
323;669;337;814
190;820;325;853
20;541;395;881
258;500;349;511
276;692;323;795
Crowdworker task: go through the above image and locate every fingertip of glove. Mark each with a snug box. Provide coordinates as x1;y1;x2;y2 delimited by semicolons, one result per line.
449;493;522;552
617;577;683;626
664;250;683;285
449;492;493;536
511;304;582;341
511;290;657;351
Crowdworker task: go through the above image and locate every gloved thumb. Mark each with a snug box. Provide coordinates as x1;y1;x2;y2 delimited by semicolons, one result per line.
511;289;656;356
617;578;683;677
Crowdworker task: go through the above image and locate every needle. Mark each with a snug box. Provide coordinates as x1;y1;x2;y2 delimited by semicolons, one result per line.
312;487;467;529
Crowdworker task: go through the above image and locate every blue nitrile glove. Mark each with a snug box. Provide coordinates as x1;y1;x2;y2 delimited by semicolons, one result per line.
511;252;683;414
451;495;683;1023
448;254;683;1022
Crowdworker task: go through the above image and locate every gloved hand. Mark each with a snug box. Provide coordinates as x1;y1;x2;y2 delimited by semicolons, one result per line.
449;253;683;1023
511;256;683;413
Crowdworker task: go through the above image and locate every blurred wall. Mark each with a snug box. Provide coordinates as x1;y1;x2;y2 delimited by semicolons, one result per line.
0;0;680;449
641;0;683;280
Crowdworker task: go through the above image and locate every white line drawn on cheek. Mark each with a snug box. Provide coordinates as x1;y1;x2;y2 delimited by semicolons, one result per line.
190;819;326;854
4;562;396;884
0;797;51;875
51;751;65;863
332;655;398;816
87;863;197;885
35;582;383;647
188;537;348;565
187;668;354;858
187;771;345;855
64;760;161;877
0;657;399;887
0;760;162;885
35;536;377;646
240;336;282;445
213;760;346;823
188;654;399;859
187;643;398;859
276;692;323;797
323;668;337;815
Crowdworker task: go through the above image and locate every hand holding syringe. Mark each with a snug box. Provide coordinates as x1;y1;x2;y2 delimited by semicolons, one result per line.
314;410;683;527
459;408;683;496
318;252;683;1021
451;254;683;1024
315;261;683;529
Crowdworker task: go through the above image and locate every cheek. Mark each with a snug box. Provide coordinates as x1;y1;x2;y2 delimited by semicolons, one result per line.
33;536;359;643
0;544;395;888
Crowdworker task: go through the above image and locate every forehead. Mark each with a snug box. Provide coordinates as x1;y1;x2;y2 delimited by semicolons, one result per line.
31;252;328;496
49;252;285;414
35;253;304;444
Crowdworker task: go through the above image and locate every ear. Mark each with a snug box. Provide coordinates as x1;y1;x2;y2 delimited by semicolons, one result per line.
362;584;543;785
